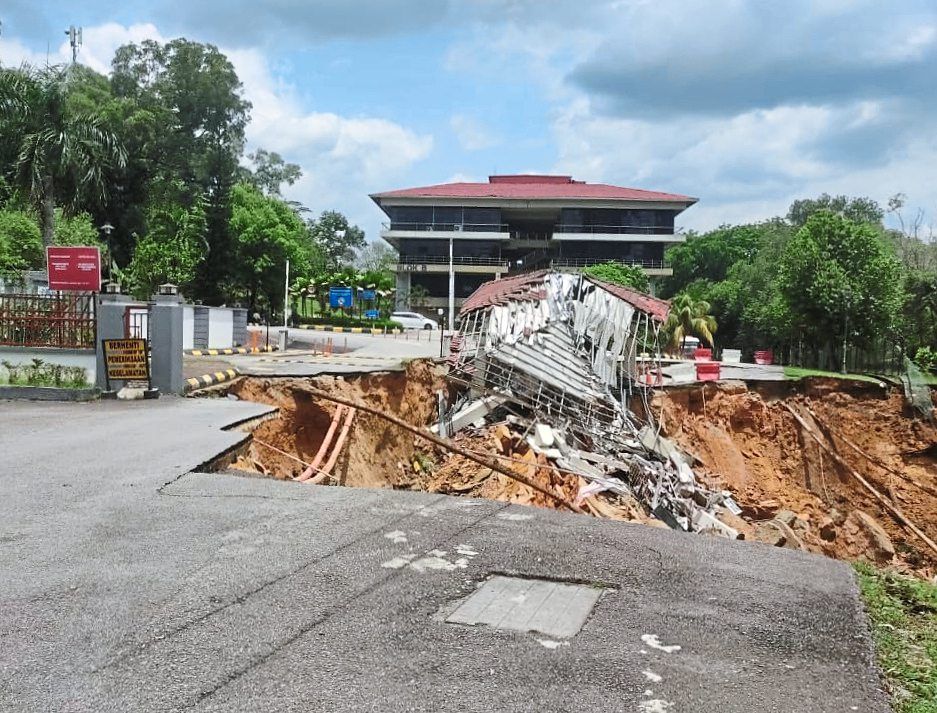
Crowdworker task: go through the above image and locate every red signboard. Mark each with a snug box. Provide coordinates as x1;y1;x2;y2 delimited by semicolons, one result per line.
46;246;101;292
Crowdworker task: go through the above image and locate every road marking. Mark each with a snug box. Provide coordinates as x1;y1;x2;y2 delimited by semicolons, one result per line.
641;634;681;653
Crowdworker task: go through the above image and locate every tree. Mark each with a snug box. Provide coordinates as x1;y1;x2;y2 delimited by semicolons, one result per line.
787;193;883;228
663;292;717;351
405;284;430;309
902;270;937;357
128;198;208;298
662;223;765;297
243;148;302;196
885;193;937;273
582;261;650;293
64;63;170;268
111;39;251;303
0;209;43;277
308;211;366;270
778;210;904;366
52;211;101;247
0;65;127;246
354;240;397;272
228;183;313;314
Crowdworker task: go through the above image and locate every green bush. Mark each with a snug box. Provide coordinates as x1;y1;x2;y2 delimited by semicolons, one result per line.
1;358;89;388
914;346;937;373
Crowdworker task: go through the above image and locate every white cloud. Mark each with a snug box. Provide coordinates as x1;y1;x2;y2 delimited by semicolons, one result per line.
226;48;433;229
551;96;936;230
450;114;498;151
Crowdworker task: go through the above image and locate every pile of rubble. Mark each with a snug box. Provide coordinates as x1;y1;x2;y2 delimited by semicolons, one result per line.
436;270;744;538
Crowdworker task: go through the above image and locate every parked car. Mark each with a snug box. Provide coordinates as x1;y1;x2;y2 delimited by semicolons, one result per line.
391;311;439;330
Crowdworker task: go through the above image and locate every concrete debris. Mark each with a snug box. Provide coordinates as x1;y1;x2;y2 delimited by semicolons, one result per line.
441;271;741;538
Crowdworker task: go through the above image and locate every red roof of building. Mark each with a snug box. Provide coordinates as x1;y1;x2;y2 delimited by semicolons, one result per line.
459;270;671;322
459;270;549;314
586;278;671;322
372;175;695;204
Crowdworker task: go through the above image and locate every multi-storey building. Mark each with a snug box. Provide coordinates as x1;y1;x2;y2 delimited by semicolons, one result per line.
370;174;696;313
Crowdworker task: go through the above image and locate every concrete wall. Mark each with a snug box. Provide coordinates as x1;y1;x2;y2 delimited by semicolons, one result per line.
185;305;238;349
0;347;96;385
182;306;195;350
207;309;234;349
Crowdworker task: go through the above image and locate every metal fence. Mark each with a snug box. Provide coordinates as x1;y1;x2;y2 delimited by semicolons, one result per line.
396;255;508;266
776;340;906;376
0;292;96;349
551;257;670;269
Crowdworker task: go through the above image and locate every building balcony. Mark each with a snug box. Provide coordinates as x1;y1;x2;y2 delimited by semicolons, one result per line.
553;225;684;243
551;257;673;277
393;254;508;274
381;222;508;244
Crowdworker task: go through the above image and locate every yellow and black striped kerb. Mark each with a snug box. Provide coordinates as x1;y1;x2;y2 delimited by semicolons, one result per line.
185;368;239;392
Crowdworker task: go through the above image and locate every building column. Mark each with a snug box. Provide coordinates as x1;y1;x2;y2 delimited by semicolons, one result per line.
395;271;410;309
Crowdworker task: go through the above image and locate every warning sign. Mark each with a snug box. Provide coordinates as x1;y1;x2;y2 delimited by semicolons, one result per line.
102;339;149;381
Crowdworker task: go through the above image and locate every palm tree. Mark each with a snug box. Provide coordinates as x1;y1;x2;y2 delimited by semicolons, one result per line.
0;65;126;246
664;292;718;352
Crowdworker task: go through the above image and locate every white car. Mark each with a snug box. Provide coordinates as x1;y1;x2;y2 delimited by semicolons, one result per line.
391;311;439;330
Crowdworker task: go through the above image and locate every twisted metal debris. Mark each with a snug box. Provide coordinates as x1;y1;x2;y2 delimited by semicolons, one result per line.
444;270;740;537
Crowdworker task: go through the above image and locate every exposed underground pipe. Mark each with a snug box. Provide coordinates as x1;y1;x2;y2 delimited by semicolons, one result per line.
296;385;584;514
310;407;356;485
295;405;345;481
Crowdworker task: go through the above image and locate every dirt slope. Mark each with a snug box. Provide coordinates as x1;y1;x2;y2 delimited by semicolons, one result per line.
229;361;445;488
653;379;937;577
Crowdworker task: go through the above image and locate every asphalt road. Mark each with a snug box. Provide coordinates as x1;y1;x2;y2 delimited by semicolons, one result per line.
214;327;443;377
0;397;889;712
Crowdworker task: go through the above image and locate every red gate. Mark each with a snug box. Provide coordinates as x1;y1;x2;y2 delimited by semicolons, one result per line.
0;292;96;348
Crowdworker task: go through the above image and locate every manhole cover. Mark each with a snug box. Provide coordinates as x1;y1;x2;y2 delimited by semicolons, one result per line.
445;575;604;638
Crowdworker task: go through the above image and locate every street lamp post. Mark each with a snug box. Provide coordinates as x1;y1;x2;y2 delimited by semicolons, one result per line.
99;222;115;280
437;307;445;358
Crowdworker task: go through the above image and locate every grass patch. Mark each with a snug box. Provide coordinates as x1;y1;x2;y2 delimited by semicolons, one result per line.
783;366;883;384
855;562;937;712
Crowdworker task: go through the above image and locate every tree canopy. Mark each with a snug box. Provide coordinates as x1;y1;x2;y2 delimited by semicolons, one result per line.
659;193;934;371
0;43;376;316
308;210;367;270
582;261;650;292
0;65;126;245
778;210;903;348
228;182;315;312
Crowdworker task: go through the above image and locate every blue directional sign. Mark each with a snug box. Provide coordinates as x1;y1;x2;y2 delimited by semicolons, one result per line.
364;309;380;320
361;289;376;301
329;286;353;308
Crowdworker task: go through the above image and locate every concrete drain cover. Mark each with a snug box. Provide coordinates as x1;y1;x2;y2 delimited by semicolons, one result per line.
445;575;604;638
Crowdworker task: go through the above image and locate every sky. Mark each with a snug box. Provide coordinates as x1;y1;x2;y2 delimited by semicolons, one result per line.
3;0;937;239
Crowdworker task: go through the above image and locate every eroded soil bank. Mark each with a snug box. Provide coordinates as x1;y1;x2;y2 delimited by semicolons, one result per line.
227;361;446;489
225;366;937;578
650;379;937;578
